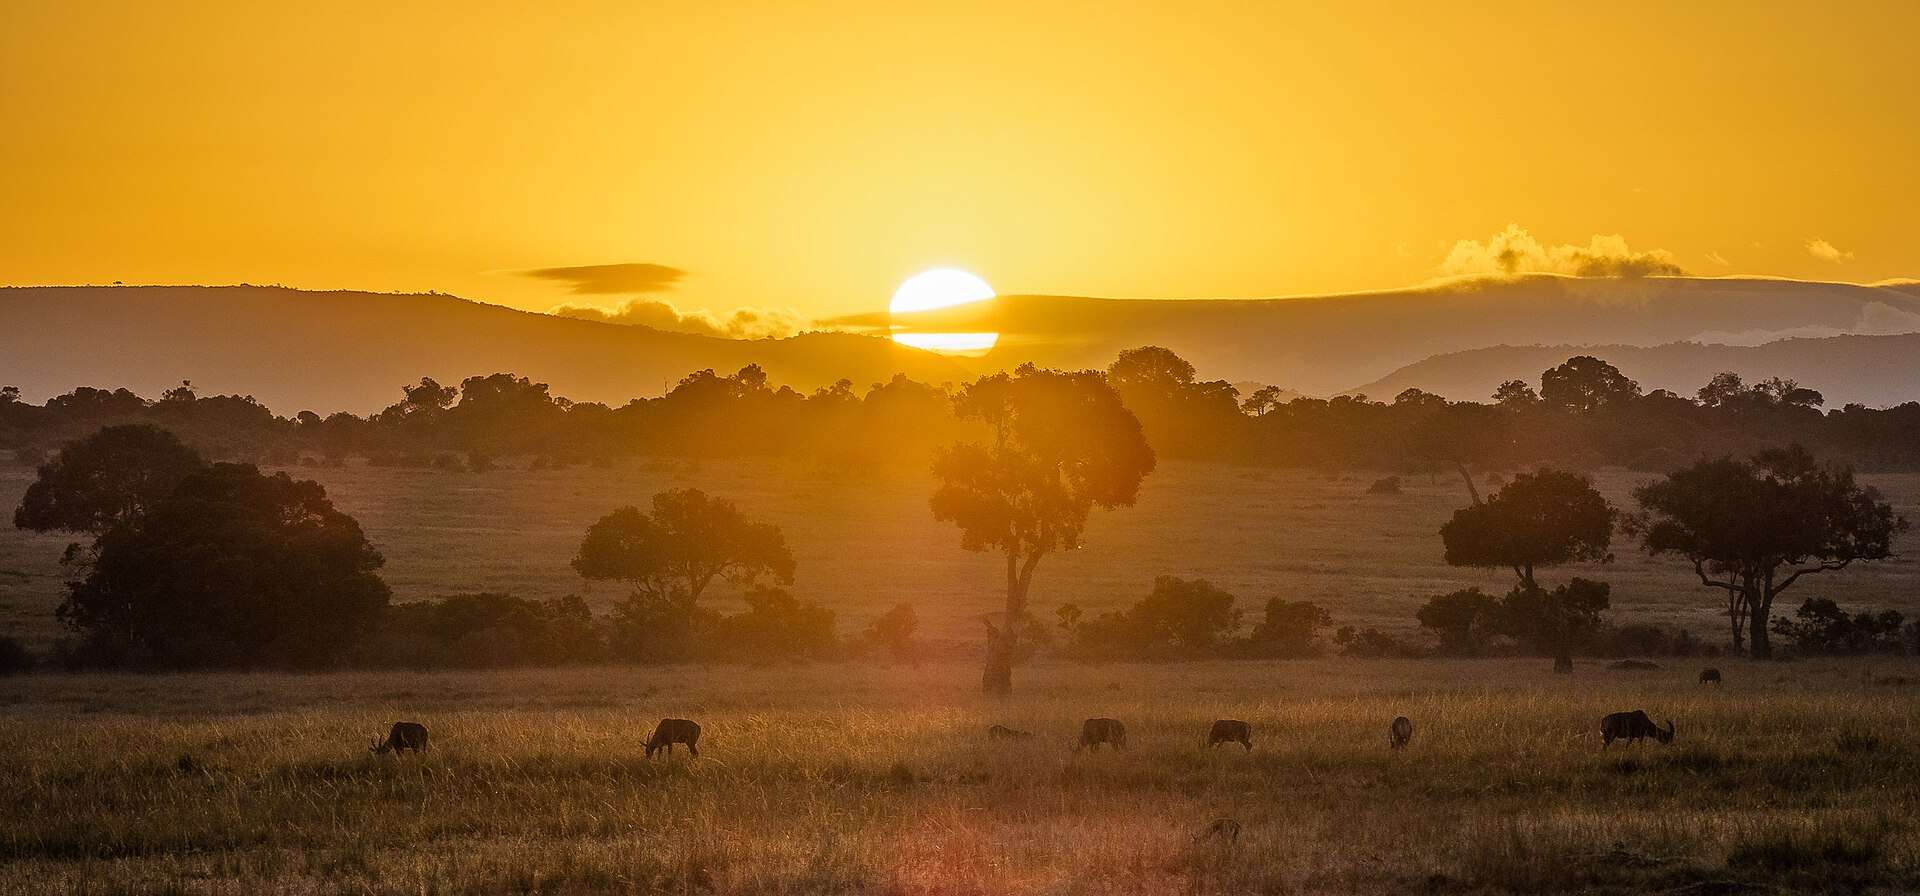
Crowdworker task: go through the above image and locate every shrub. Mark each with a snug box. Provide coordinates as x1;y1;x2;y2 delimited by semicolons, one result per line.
1367;476;1402;495
0;636;33;675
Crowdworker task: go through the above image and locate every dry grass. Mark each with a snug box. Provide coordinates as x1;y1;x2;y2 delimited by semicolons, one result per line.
2;658;1918;893
4;458;1918;649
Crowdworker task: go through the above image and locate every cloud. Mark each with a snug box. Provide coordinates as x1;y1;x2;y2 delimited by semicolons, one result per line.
1437;224;1685;278
1689;301;1920;346
551;298;807;340
1706;251;1731;267
518;262;687;294
1806;238;1854;263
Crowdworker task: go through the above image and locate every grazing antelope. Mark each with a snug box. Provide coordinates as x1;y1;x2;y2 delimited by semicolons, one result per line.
370;721;429;755
1388;716;1413;749
1699;668;1723;685
1205;719;1252;751
1197;817;1242;844
646;718;702;759
1075;718;1126;752
988;724;1034;740
1600;710;1674;748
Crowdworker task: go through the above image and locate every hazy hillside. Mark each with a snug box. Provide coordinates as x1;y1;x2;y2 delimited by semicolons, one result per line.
0;286;970;413
883;275;1920;395
1351;333;1920;408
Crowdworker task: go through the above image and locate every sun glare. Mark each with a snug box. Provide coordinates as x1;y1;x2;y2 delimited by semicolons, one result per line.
889;268;999;356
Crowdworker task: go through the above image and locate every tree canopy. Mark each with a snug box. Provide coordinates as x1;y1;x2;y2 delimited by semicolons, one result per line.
13;424;204;537
60;463;389;668
573;488;795;608
1440;469;1615;587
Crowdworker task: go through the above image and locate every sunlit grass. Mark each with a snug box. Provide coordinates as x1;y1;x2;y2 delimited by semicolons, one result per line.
1;658;1916;892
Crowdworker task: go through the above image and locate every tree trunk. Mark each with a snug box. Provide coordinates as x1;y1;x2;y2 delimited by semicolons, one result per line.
1726;586;1746;652
982;551;1030;695
1747;582;1773;660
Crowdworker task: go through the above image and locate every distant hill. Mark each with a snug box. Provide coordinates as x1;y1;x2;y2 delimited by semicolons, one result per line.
1349;333;1920;408
881;275;1920;395
0;286;971;414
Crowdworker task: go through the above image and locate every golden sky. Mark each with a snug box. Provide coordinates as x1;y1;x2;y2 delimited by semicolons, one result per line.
2;1;1916;327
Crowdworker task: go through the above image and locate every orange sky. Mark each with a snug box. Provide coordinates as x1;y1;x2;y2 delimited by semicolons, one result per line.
2;1;1916;326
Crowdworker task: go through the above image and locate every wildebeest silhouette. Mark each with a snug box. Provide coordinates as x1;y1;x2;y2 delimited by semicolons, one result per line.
646;718;701;759
1197;817;1241;843
1600;710;1674;748
1389;716;1413;749
988;724;1033;740
1699;667;1723;685
371;721;429;755
1075;718;1126;752
1205;719;1252;751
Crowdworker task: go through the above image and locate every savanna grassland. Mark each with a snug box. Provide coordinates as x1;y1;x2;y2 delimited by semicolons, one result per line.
4;459;1919;651
2;658;1919;894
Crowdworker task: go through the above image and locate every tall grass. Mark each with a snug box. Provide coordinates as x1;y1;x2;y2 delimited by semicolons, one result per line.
0;658;1916;893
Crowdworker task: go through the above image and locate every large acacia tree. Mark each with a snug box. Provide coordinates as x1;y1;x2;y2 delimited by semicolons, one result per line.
1632;445;1907;658
1440;469;1615;671
931;365;1155;694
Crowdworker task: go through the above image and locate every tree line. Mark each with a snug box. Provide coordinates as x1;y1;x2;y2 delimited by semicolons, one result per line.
3;357;1911;681
7;348;1920;475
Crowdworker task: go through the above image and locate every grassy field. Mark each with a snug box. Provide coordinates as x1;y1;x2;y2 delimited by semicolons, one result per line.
4;458;1920;651
2;658;1918;893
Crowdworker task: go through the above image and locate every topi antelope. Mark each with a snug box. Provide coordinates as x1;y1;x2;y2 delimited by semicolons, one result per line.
1600;710;1674;748
1205;719;1252;751
1075;718;1126;752
1389;716;1413;749
1699;668;1723;685
370;721;429;755
988;724;1034;740
646;718;701;759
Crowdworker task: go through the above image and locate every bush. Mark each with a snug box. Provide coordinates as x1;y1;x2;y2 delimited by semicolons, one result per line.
1243;597;1331;657
0;636;33;675
1367;476;1402;495
710;587;838;661
864;603;919;663
1335;626;1417;658
354;593;602;669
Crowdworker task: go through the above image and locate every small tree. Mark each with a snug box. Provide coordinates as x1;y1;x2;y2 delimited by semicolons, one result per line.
1415;587;1500;656
930;366;1154;694
1540;356;1640;412
1440;469;1615;672
1247;597;1332;657
1632;445;1907;658
574;488;795;608
1495;578;1611;666
865;602;919;664
1128;576;1241;655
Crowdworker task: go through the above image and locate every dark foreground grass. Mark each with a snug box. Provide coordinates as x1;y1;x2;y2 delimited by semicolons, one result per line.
1;658;1917;894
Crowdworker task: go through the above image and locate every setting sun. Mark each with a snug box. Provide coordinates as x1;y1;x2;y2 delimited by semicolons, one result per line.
889;268;1000;355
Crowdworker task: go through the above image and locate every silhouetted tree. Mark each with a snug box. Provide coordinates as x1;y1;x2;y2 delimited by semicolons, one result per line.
865;602;919;664
930;365;1154;693
574;489;795;661
1495;577;1611;664
14;424;205;540
712;586;837;660
1441;469;1615;671
1632;445;1907;658
1541;356;1641;412
1246;597;1332;657
1415;587;1500;655
1492;379;1539;407
1770;598;1906;655
59;463;388;668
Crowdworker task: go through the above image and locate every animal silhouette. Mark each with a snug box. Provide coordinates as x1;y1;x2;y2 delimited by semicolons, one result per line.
371;721;429;755
988;724;1034;740
1699;668;1723;685
1389;716;1413;749
646;718;702;759
1600;710;1674;748
1205;719;1252;751
1075;718;1126;752
1197;817;1241;844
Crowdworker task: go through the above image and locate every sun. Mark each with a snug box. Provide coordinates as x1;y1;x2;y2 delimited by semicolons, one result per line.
889;268;999;355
